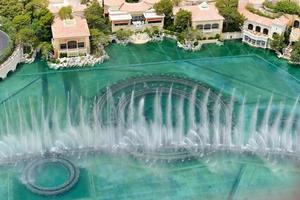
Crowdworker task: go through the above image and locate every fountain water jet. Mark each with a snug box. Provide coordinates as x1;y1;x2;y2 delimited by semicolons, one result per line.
0;75;299;163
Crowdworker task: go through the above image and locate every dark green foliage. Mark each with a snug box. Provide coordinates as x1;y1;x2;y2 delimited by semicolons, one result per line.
115;29;133;40
84;1;111;33
154;0;174;29
0;0;24;20
174;9;192;33
291;39;300;63
0;0;54;56
274;0;300;15
58;6;73;20
270;33;286;53
39;42;53;60
216;0;245;32
90;28;110;56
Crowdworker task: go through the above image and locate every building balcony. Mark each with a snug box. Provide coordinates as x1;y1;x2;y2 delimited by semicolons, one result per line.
59;47;88;57
112;21;163;32
242;29;269;41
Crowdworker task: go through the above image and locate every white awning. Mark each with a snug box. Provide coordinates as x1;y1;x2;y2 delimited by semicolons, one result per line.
109;10;132;21
143;9;164;19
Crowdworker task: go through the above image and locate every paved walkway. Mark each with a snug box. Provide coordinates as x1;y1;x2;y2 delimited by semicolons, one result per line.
0;30;9;54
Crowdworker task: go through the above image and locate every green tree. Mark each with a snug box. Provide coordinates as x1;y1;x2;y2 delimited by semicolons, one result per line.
24;0;49;19
172;0;182;6
58;6;73;20
270;33;286;53
84;1;110;33
38;42;53;60
17;28;39;53
291;39;300;64
0;16;17;41
12;14;31;31
90;29;110;57
115;29;133;41
216;0;245;32
274;0;300;15
32;11;54;41
0;0;24;20
177;28;202;43
145;26;161;37
154;0;174;29
174;9;192;33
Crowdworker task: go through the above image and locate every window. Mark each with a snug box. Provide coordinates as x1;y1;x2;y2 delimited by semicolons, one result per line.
197;24;203;30
255;26;261;32
212;23;219;29
60;44;67;50
263;28;269;35
67;41;77;49
115;22;129;26
132;15;144;21
78;42;85;48
204;24;211;30
294;20;300;28
147;20;161;24
248;24;253;30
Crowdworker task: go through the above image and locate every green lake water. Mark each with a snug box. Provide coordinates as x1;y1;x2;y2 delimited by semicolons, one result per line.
0;40;300;199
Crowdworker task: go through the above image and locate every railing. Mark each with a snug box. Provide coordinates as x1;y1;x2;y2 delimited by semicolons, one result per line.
243;29;269;40
59;48;88;57
0;45;23;79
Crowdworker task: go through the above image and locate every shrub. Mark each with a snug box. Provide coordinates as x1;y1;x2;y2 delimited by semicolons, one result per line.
115;29;133;40
60;53;67;58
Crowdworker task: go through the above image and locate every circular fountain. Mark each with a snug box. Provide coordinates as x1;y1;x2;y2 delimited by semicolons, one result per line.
22;155;79;196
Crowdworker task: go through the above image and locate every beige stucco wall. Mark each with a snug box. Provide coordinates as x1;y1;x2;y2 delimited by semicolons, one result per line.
52;36;90;58
111;20;164;32
191;20;223;38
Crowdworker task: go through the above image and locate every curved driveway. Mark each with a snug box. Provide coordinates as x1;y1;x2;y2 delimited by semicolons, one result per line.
0;30;9;55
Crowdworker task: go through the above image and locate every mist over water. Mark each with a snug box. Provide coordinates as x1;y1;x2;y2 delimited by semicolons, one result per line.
0;84;299;163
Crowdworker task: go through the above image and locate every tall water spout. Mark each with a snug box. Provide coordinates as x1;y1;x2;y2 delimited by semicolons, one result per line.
0;86;299;162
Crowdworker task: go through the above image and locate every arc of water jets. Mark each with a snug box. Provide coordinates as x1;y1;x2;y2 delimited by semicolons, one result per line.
0;86;299;162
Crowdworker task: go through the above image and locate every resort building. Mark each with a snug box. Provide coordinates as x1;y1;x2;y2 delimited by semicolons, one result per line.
48;0;86;16
104;0;164;32
173;2;224;38
51;16;91;58
238;0;290;48
288;15;300;43
49;0;91;58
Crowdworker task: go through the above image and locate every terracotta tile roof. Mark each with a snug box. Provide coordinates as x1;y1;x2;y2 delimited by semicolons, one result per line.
248;0;264;6
119;2;152;13
143;0;160;5
103;0;125;7
238;0;290;27
173;3;224;22
51;16;90;39
48;3;86;14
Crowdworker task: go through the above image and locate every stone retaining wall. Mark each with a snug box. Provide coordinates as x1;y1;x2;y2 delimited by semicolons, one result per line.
0;46;23;79
222;32;242;40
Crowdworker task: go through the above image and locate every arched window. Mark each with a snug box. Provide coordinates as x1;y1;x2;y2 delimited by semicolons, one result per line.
294;20;300;28
255;26;261;32
197;24;203;30
67;41;77;49
212;23;219;29
263;28;269;35
204;24;211;30
248;24;253;30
